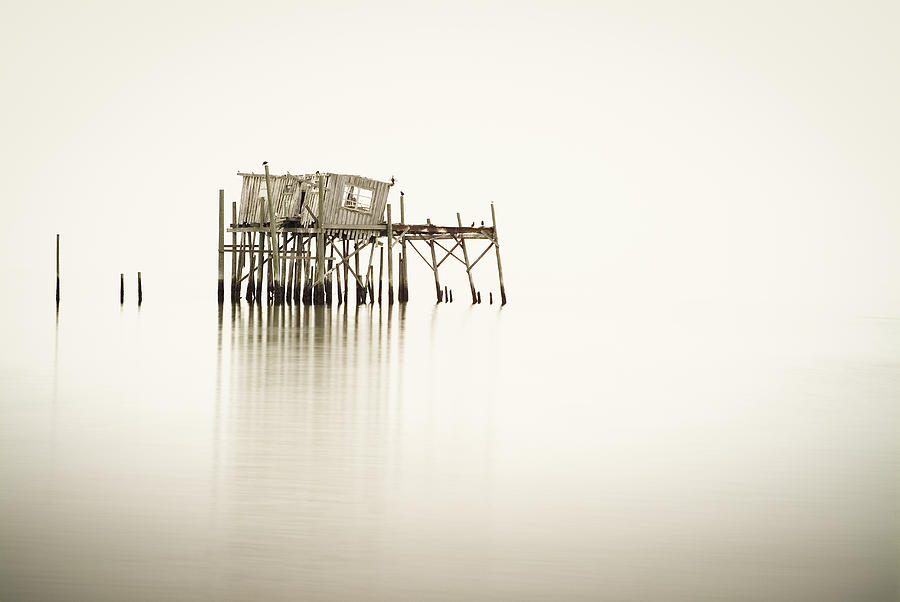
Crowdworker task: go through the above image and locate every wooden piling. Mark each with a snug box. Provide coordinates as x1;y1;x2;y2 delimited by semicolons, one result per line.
378;246;384;304
231;201;238;302
354;240;365;304
489;292;493;304
399;192;408;302
138;272;143;305
237;231;247;301
368;266;375;303
444;285;448;301
477;291;482;304
335;246;344;305
293;233;303;305
343;237;350;304
256;231;265;302
246;233;256;303
120;273;124;304
449;289;453;303
313;174;326;305
55;234;60;306
267;240;275;302
263;163;282;304
303;261;313;305
218;190;224;303
325;237;334;306
457;212;477;304
491;202;507;305
426;219;441;302
387;204;394;305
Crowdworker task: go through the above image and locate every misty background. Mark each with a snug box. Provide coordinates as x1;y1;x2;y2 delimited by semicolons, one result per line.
1;0;898;315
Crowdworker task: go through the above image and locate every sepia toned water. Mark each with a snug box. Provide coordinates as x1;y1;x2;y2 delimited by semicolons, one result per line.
0;295;897;601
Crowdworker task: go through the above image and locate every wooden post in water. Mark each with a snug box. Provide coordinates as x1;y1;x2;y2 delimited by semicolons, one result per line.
491;202;507;305
399;192;409;302
313;174;326;305
231;201;238;302
355;240;366;304
325;236;334;306
378;246;384;304
256;231;265;302
387;204;394;305
263;162;282;304
368;266;375;303
246;233;256;303
477;291;482;304
138;272;143;305
55;234;60;306
342;237;349;304
120;273;124;304
489;292;493;304
218;190;225;303
449;289;453;302
293;232;303;305
237;232;247;302
457;213;477;303
426;219;441;302
335;242;343;305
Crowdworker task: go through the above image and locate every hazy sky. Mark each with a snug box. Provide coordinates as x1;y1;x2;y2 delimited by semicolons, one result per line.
2;1;898;314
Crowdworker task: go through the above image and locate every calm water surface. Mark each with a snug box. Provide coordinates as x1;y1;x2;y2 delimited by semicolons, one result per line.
0;296;897;601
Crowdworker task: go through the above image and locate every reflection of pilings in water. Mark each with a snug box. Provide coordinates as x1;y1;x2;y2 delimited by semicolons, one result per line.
213;302;224;521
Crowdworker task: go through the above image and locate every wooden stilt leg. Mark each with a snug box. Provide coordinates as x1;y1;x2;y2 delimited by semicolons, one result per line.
378;246;384;304
231;201;238;302
399;192;408;302
256;232;265;303
427;218;441;302
457;212;477;304
387;204;394;305
491;203;507;305
246;233;256;303
218;190;224;304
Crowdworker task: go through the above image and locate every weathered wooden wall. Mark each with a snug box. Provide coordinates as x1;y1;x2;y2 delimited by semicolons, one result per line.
236;172;392;236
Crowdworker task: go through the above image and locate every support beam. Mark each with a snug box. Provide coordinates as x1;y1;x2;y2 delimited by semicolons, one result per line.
399;192;408;302
491;202;507;305
378;246;384;304
256;230;265;302
387;203;394;305
427;219;441;302
218;190;224;303
263;162;282;303
314;173;326;305
457;212;477;304
246;233;256;303
231;201;238;302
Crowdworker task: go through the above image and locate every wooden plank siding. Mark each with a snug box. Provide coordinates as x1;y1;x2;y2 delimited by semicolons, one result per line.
236;172;393;240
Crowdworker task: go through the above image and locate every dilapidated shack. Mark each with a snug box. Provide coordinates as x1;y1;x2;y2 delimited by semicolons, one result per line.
218;165;506;307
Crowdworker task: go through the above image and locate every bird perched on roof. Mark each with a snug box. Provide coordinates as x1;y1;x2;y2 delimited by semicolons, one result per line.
263;161;268;166
391;176;395;185
470;222;474;227
480;221;484;227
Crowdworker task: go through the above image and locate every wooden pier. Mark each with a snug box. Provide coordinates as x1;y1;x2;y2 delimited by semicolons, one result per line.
218;166;507;306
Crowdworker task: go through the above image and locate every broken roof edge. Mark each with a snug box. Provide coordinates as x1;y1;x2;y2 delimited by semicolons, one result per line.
236;171;395;187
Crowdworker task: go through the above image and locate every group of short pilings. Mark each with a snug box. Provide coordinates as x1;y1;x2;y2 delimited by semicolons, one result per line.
217;189;507;308
53;233;143;307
